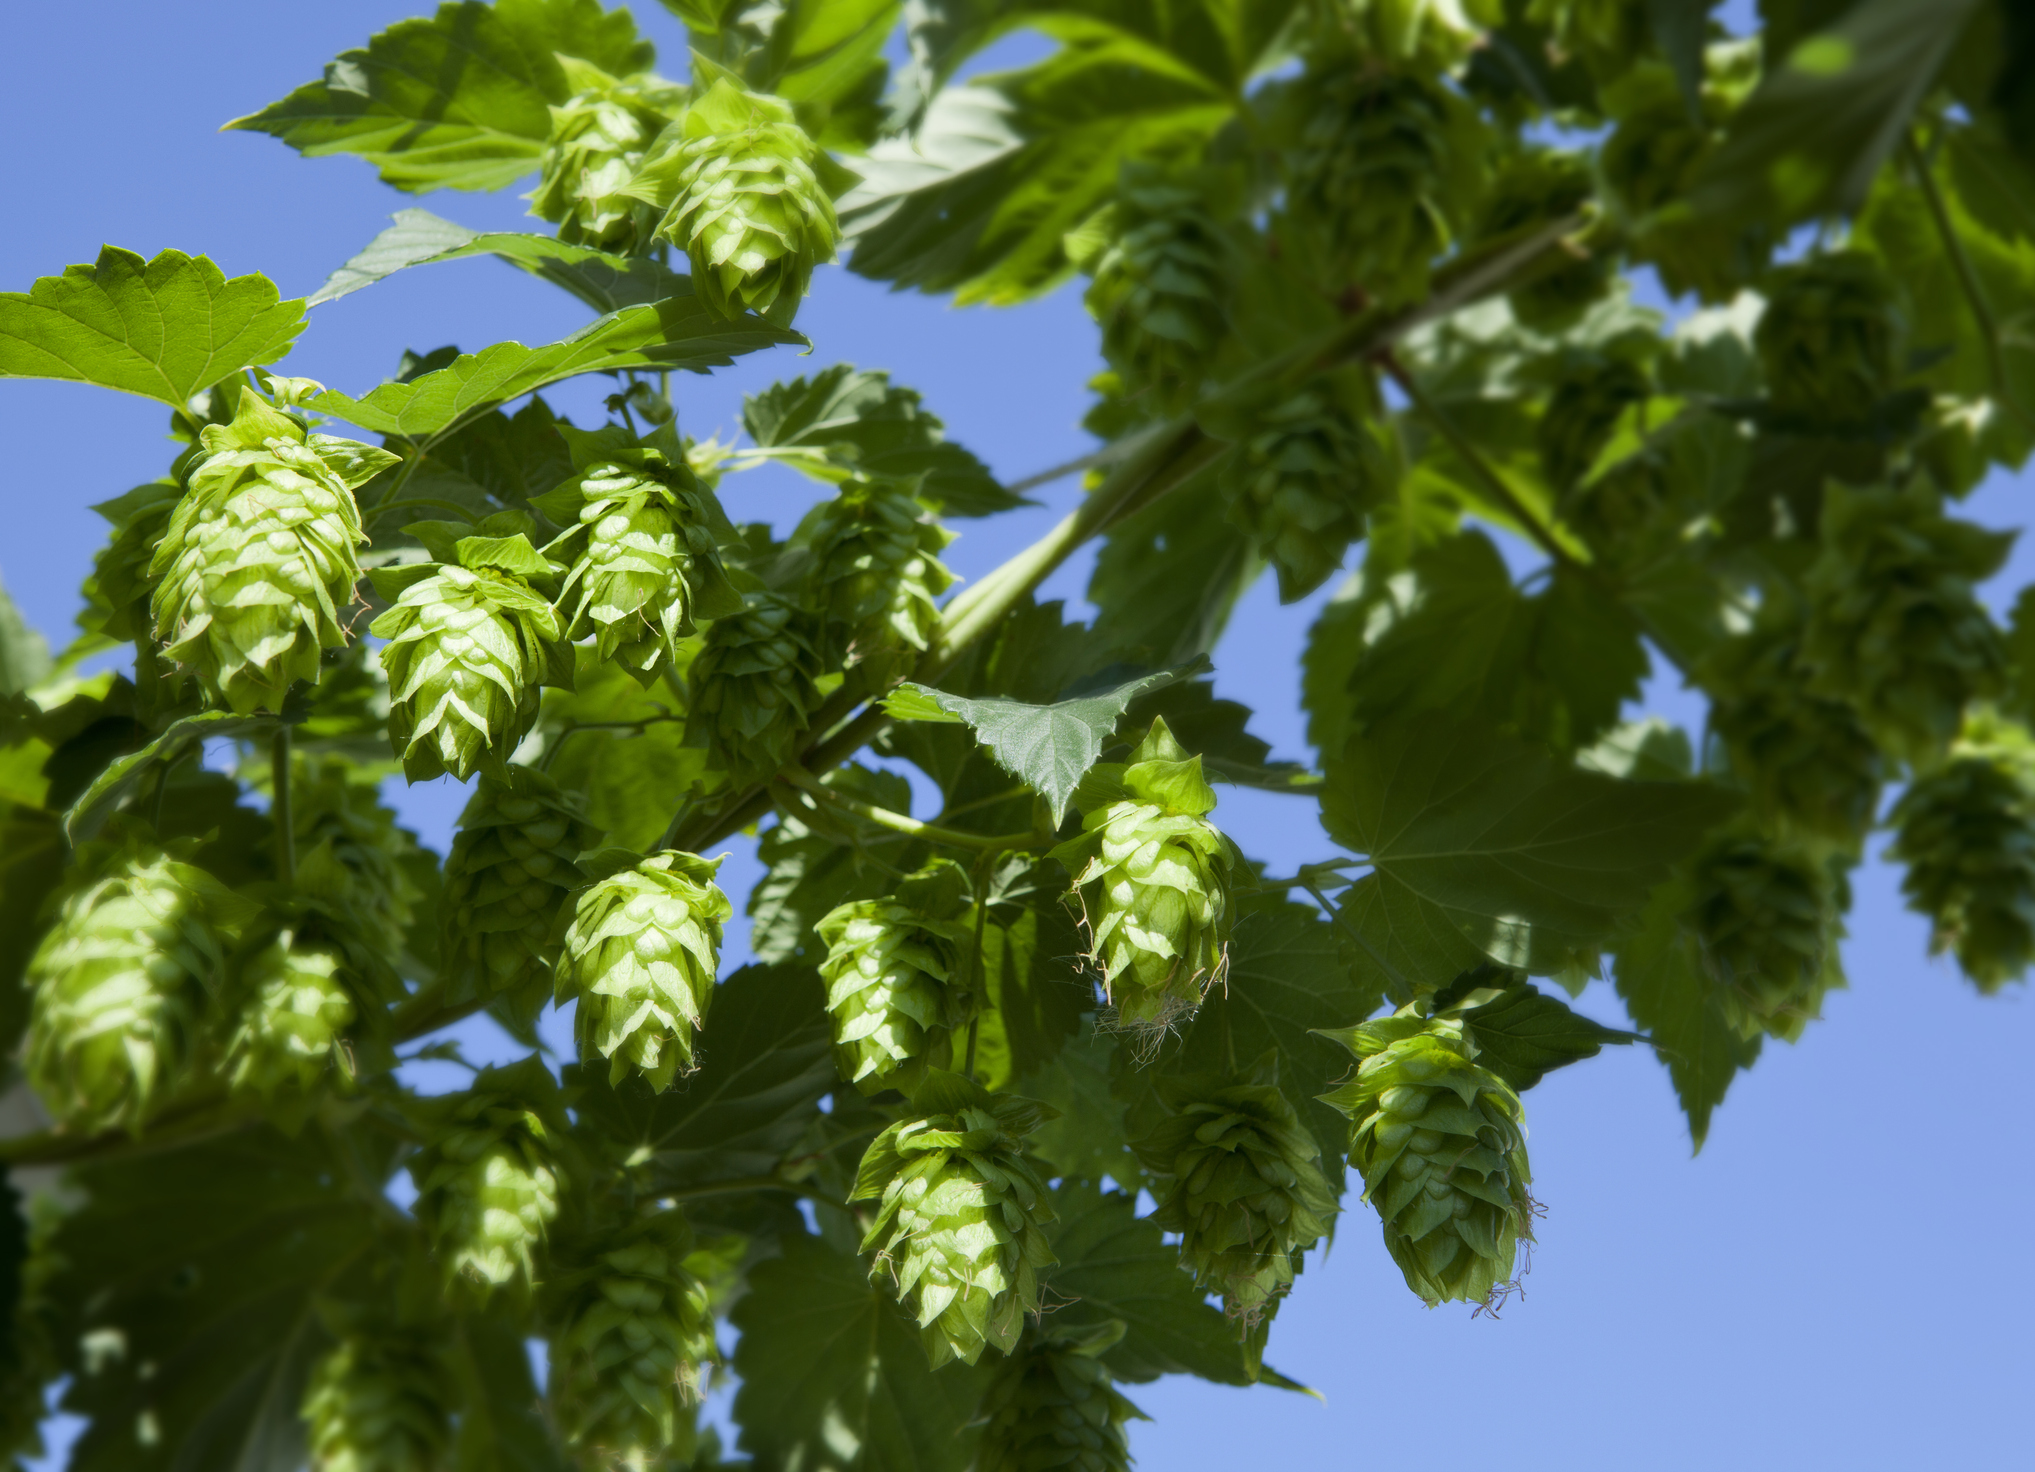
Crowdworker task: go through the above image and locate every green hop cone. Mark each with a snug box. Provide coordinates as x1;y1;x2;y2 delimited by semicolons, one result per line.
1479;148;1612;331
533;427;744;686
816;859;976;1094
442;765;603;1007
1082;168;1231;413
369;520;571;783
686;590;826;786
1686;827;1848;1042
409;1059;563;1299
629;76;839;325
291;754;427;962
1319;1009;1535;1308
555;850;730;1090
1050;717;1240;1032
1755;250;1905;427
302;1328;453;1472
1801;480;2011;766
25;830;252;1132
1135;1067;1337;1327
851;1070;1058;1368
222;934;355;1101
797;478;958;689
150;390;397;714
528;57;683;253
975;1321;1145;1472
1536;349;1653;492
548;1209;716;1469
1889;745;2035;993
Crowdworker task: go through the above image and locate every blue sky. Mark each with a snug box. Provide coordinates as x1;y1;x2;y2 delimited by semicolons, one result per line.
2;4;2030;1469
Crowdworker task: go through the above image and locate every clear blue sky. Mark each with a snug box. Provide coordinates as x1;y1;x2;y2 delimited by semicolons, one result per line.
2;4;2030;1469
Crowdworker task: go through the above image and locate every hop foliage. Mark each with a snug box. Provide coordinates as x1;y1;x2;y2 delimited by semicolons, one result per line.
555;850;730;1090
302;1327;453;1472
80;479;180;644
1755;250;1905;427
409;1060;562;1299
686;590;826;786
290;754;427;961
797;477;958;688
1321;1010;1535;1308
150;391;395;714
975;1322;1145;1472
528;57;682;253
1135;1068;1337;1325
1536;348;1652;492
816;859;976;1094
548;1209;716;1469
222;935;355;1102
1686;828;1847;1042
1889;744;2035;993
1083;170;1231;412
631;77;839;324
1479;148;1612;330
1052;718;1239;1032
852;1071;1057;1368
1801;481;2011;766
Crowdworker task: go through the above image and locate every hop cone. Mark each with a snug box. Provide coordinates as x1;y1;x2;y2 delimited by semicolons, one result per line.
1480;149;1610;331
975;1323;1145;1472
1320;1011;1534;1308
1537;351;1652;491
852;1071;1058;1368
549;1209;716;1468
1136;1071;1336;1325
1686;829;1847;1042
1801;481;2011;765
686;591;826;786
631;77;839;324
529;58;682;253
555;851;730;1090
302;1330;452;1472
410;1060;562;1298
799;478;958;688
223;936;355;1100
292;754;426;961
1890;752;2035;992
816;859;976;1094
370;535;567;783
1219;379;1393;601
533;430;743;686
1084;170;1230;412
25;833;249;1132
151;392;396;714
442;766;602;1004
1755;250;1905;426
1050;718;1239;1032
80;480;180;642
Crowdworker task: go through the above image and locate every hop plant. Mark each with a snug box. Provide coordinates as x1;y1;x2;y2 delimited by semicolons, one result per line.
1536;349;1652;491
1755;250;1905;427
528;57;683;253
1082;170;1231;412
1525;0;1647;74
532;426;744;686
1051;718;1240;1032
797;477;958;688
1686;828;1847;1042
555;850;730;1090
290;754;427;961
80;479;180;643
852;1071;1058;1368
1889;748;2035;993
150;390;397;714
548;1209;716;1469
686;590;826;786
1320;1009;1535;1308
1479;148;1611;331
409;1059;562;1299
369;517;571;783
25;831;251;1132
975;1322;1145;1472
222;934;355;1101
816;859;976;1094
628;76;839;324
302;1327;453;1472
1801;481;2011;766
1134;1068;1337;1326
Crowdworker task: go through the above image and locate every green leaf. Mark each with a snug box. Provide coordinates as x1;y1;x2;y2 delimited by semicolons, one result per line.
227;0;654;194
1123;679;1312;792
65;710;278;843
741;364;1019;516
536;661;708;853
311;290;803;439
1019;1018;1139;1190
730;1230;990;1471
972;884;1091;1089
1646;0;1715;114
0;801;66;1055
884;658;1210;822
0;577;50;698
748;765;922;963
0;247;306;406
1611;881;1762;1149
449;1310;569;1472
1089;466;1264;667
1447;979;1641;1092
309;210;688;315
683;0;903;147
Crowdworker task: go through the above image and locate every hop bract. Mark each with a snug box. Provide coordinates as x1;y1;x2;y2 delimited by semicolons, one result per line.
1890;745;2035;993
629;77;839;324
548;1209;716;1468
1082;169;1230;412
1755;250;1905;427
369;518;571;783
1050;718;1239;1032
302;1328;452;1472
816;859;976;1094
976;1322;1145;1472
150;391;396;714
1686;828;1847;1042
686;590;826;786
409;1059;562;1299
851;1071;1057;1368
528;57;683;253
1320;1010;1535;1308
533;426;743;686
223;935;354;1101
555;850;730;1090
1135;1069;1337;1326
797;478;957;689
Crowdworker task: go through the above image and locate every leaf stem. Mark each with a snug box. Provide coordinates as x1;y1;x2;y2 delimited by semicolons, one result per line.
1904;130;2023;421
774;766;1043;852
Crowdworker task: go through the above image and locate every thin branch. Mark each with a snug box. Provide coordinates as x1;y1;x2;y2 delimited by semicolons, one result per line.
775;766;1044;852
1001;438;1144;497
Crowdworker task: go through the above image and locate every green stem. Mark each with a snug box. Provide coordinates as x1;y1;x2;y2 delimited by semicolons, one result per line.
1905;131;2022;420
775;766;1043;852
271;726;295;884
540;714;686;773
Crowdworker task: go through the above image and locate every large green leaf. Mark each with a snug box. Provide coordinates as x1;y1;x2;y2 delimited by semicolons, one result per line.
730;1230;990;1472
227;0;653;193
0;248;305;406
1445;977;1641;1092
0;579;51;697
1020;1018;1139;1189
747;766;924;963
65;710;279;843
680;0;903;147
449;1310;569;1472
1088;466;1264;668
972;879;1091;1089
